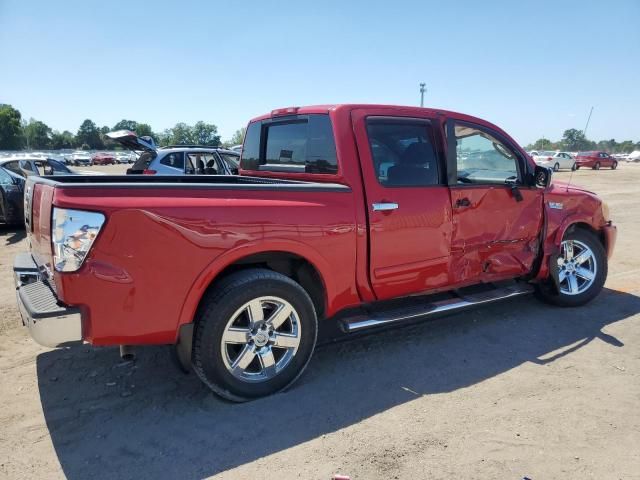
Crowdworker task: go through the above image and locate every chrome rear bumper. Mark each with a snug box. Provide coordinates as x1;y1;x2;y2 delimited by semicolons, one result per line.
13;253;82;347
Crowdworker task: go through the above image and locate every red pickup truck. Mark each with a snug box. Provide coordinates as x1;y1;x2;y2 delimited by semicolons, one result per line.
13;104;617;401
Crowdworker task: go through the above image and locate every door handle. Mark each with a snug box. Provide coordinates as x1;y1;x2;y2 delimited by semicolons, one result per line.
372;202;399;212
455;197;471;208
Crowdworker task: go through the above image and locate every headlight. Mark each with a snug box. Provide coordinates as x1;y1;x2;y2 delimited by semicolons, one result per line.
52;208;105;272
601;201;610;222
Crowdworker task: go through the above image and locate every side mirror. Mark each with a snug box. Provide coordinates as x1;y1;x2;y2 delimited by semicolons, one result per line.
534;165;552;188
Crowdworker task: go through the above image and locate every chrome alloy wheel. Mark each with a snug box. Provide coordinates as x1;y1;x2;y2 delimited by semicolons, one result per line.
220;296;302;382
557;239;597;295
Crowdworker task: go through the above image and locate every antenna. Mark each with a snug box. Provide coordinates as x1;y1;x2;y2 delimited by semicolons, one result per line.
566;106;594;192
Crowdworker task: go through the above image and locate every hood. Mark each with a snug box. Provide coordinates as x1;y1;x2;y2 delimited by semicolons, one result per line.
549;180;596;195
106;130;157;152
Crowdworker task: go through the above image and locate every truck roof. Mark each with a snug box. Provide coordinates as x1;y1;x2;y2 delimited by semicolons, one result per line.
248;104;495;128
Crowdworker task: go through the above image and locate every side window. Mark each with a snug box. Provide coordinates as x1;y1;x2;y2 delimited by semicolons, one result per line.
3;162;21;175
0;168;13;185
186;153;207;174
365;120;440;186
453;124;519;184
160;152;185;170
220;153;239;173
201;153;219;174
19;160;36;174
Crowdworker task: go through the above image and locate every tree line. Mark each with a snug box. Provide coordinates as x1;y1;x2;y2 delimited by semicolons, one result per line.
0;103;246;151
525;128;639;153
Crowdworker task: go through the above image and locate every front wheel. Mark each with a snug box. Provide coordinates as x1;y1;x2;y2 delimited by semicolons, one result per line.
571;163;577;171
192;269;318;402
611;161;618;170
553;162;560;172
536;229;607;307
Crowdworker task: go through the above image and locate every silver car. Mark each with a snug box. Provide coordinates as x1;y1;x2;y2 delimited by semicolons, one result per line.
107;131;239;176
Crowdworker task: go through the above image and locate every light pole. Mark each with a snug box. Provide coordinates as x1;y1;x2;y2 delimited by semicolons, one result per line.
419;83;426;107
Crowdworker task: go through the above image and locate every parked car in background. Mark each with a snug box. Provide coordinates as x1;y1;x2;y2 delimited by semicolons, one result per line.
532;151;576;171
0;157;98;178
71;151;92;166
0;166;25;225
626;151;640;162
575;151;618;170
115;151;135;164
106;130;239;176
230;144;243;153
91;152;117;166
15;104;616;401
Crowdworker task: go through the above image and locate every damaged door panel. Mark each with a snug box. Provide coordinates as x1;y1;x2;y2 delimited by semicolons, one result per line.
446;119;544;284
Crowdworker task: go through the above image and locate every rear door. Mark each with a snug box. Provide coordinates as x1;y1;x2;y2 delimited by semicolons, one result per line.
353;109;452;301
446;118;543;284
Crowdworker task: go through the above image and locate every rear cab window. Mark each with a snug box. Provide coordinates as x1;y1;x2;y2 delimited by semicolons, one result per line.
241;114;338;175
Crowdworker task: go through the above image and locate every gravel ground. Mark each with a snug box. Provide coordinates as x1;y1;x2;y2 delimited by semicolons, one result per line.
1;164;639;480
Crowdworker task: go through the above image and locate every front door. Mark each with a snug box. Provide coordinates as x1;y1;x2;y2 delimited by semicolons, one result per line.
446;119;544;285
353;109;453;301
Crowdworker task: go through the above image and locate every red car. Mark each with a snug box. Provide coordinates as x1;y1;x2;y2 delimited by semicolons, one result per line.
90;152;116;165
14;104;616;401
575;151;618;170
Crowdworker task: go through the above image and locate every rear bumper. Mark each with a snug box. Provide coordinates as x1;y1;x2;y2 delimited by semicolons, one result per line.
13;253;82;347
603;223;617;259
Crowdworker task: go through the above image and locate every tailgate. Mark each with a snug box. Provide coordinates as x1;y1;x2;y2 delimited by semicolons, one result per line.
25;179;56;280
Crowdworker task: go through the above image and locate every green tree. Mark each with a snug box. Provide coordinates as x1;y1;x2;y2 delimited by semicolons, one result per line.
51;130;76;149
560;129;590;151
135;123;154;138
0;104;24;149
76;119;103;149
113;119;138;131
23;118;53;149
227;127;246;147
192;121;221;146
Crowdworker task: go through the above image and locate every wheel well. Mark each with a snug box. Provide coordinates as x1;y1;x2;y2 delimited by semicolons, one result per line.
202;252;327;319
566;222;606;248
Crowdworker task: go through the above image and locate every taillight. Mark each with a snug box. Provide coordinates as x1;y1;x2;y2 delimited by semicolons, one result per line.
52;208;105;272
143;169;157;175
547;157;553;161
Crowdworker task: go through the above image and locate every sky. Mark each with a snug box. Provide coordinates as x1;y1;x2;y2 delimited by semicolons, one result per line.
1;0;638;146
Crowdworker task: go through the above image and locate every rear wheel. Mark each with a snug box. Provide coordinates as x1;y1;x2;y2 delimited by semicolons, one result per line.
571;163;577;171
594;161;601;170
611;161;618;170
192;269;318;402
536;229;607;307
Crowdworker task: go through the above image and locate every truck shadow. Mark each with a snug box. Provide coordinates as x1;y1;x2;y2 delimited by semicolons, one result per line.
0;224;26;245
37;288;640;479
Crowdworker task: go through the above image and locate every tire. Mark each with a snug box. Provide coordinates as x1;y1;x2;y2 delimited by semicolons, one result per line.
553;162;560;172
192;268;318;402
594;161;601;170
571;163;577;171
536;228;607;307
611;161;618;170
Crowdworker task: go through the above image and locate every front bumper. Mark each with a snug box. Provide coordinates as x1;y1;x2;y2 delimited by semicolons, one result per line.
13;253;82;347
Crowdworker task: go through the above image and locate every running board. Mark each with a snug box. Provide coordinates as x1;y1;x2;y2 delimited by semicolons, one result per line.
341;283;534;333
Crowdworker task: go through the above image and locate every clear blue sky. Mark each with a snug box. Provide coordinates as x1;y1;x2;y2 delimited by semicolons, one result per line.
1;0;638;145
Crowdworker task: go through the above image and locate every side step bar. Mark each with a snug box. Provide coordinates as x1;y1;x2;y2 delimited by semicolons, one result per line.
342;283;534;333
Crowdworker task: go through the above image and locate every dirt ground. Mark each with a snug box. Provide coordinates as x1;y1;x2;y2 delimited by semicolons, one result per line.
1;164;639;480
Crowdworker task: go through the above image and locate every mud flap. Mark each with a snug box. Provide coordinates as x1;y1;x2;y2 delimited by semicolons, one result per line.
173;323;194;373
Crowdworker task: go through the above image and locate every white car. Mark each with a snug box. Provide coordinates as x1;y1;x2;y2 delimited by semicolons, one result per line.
532;151;576;171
